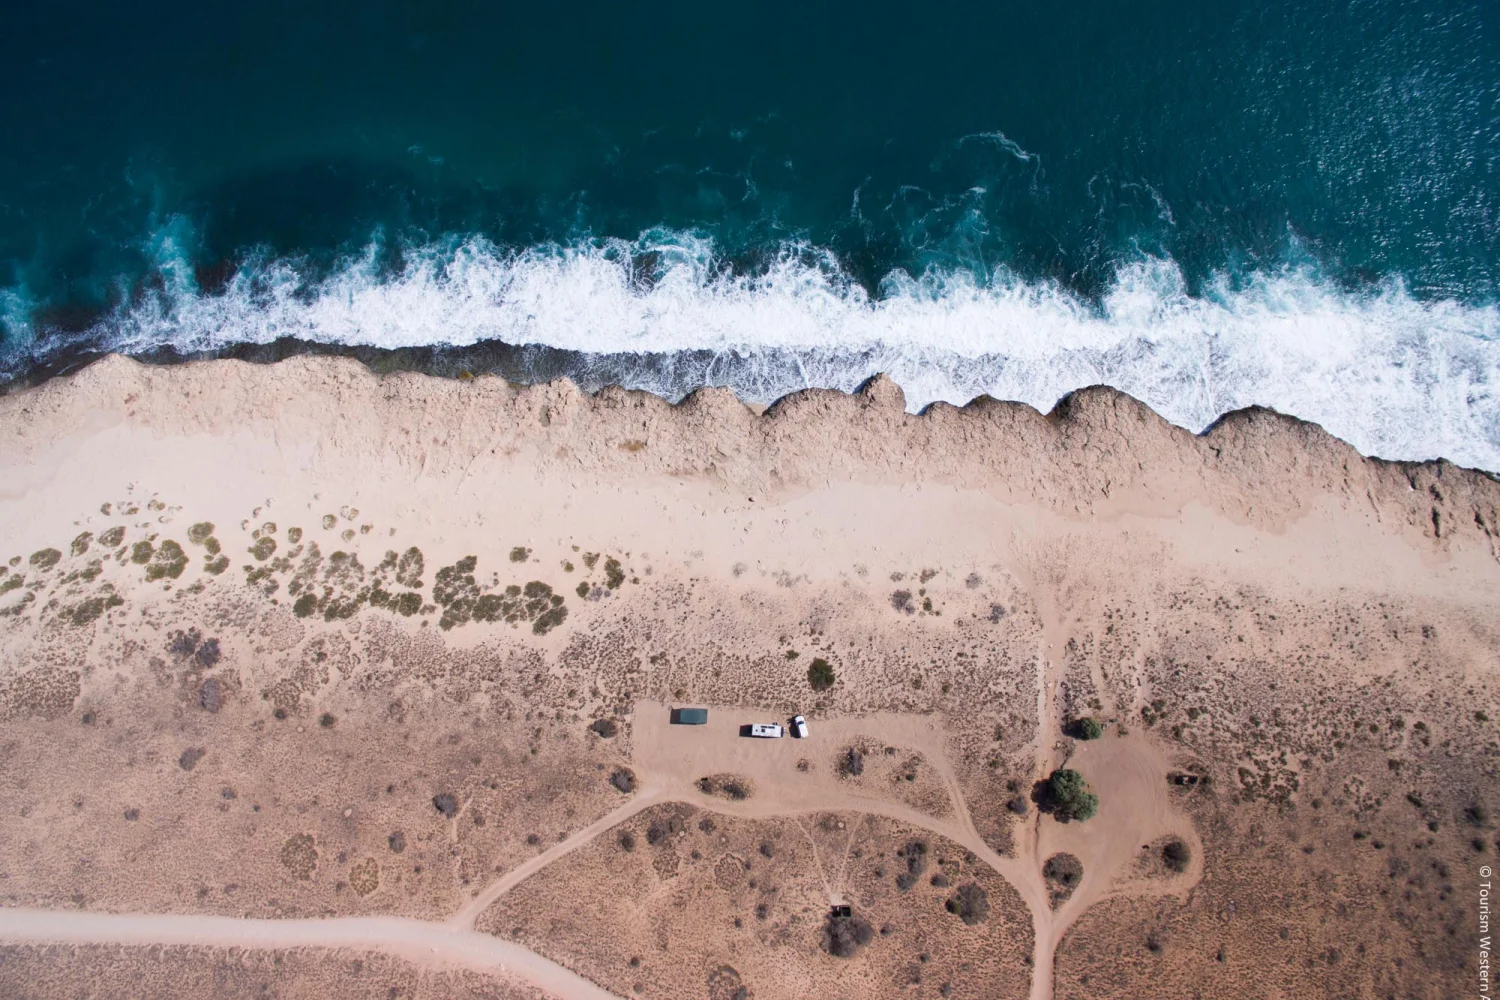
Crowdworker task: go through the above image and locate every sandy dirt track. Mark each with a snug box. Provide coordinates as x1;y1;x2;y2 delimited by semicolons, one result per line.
0;908;619;1000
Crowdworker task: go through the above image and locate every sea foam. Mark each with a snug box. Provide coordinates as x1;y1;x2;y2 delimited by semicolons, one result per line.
25;230;1500;471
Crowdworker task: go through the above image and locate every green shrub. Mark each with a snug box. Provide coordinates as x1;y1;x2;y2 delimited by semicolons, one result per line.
1046;768;1099;822
1077;717;1103;740
807;658;836;691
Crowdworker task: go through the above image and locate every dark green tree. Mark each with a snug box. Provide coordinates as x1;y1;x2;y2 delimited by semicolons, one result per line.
807;658;836;691
1046;768;1099;822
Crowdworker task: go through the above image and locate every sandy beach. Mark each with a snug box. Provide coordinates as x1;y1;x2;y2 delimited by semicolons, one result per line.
0;355;1496;999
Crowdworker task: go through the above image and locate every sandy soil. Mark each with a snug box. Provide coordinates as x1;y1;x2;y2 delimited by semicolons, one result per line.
0;355;1495;999
477;805;1033;999
0;941;552;999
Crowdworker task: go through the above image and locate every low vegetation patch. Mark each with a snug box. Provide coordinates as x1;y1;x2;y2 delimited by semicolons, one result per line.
696;774;752;800
279;833;318;880
838;746;865;777
349;857;380;896
65;591;124;626
144;539;188;580
894;839;928;891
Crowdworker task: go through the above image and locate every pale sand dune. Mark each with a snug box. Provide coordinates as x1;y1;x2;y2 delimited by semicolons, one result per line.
0;355;1495;999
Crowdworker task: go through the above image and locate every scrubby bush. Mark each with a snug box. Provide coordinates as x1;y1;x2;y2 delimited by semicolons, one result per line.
895;840;928;890
696;775;752;800
168;629;201;657
838;747;864;777
1161;838;1191;873
432;792;458;817
821;911;874;958
945;882;990;925
807;657;836;691
1043;852;1083;887
610;767;636;793
194;638;221;668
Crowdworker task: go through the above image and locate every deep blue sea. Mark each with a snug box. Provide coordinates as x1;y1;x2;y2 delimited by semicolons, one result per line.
2;0;1497;467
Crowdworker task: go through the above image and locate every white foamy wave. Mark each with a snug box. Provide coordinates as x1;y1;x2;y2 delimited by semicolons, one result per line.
71;230;1500;470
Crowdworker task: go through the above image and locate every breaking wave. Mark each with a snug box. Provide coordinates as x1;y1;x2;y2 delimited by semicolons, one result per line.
6;229;1498;470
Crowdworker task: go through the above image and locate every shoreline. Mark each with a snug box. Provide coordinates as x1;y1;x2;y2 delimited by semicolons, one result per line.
3;345;1496;478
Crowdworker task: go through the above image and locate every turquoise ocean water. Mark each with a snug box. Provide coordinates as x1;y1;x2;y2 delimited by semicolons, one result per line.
1;0;1497;466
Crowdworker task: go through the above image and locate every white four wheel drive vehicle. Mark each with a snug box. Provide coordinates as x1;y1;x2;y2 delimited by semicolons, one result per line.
748;723;784;738
791;715;809;738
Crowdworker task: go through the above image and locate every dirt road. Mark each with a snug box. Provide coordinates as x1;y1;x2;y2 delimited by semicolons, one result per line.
0;907;621;1000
